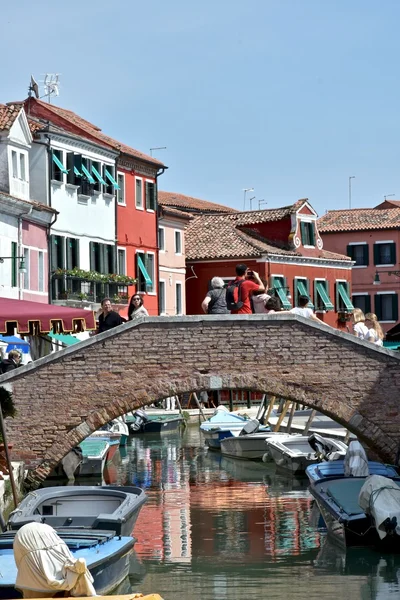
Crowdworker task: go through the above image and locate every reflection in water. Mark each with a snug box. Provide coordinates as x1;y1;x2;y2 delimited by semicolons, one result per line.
75;424;398;600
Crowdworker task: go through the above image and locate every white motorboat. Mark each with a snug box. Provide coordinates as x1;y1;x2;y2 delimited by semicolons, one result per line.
220;431;302;460
266;433;348;474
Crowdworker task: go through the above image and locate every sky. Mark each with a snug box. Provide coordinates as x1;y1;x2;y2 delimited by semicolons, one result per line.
2;0;400;216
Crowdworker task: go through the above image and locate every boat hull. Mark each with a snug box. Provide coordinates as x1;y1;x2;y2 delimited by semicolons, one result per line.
131;416;183;434
267;444;316;474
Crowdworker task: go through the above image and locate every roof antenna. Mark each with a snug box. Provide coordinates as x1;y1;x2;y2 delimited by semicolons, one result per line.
41;74;60;103
28;75;39;99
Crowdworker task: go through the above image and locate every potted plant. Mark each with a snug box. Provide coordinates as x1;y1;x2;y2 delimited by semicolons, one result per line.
78;292;88;301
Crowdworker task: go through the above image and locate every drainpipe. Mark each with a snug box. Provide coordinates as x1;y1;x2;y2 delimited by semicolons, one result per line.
155;167;167;314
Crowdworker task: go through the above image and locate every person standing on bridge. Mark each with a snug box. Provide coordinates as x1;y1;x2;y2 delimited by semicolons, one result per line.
226;265;265;314
98;298;125;333
128;294;149;320
290;295;322;322
365;313;384;346
351;308;368;340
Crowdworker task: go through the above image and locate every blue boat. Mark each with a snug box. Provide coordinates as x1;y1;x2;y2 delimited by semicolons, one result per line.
306;460;399;484
0;529;135;598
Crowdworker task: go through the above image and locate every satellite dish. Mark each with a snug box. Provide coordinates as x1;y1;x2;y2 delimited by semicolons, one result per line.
29;75;39;99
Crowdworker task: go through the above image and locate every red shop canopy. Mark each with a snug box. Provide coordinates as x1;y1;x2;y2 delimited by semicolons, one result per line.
0;298;96;335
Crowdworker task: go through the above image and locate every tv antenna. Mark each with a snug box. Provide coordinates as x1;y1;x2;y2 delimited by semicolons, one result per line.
43;74;60;103
28;75;39;99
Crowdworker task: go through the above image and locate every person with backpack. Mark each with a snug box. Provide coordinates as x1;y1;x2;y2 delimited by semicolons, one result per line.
226;264;265;314
201;277;229;314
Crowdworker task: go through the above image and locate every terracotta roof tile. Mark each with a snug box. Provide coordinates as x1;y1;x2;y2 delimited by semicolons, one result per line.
22;98;164;167
0;191;57;213
0;104;21;131
158;191;237;213
159;205;193;220
318;208;400;233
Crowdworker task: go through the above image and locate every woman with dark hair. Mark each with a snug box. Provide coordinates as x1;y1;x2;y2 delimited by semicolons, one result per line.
128;294;149;320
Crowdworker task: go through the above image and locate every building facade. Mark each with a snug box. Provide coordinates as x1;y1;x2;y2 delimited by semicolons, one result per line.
158;203;192;315
318;201;400;335
161;194;353;328
0;105;57;303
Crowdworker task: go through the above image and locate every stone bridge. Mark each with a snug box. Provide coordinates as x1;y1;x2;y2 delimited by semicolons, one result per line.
1;314;400;485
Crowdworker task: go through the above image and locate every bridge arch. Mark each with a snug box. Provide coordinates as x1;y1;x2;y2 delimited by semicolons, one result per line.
1;314;400;486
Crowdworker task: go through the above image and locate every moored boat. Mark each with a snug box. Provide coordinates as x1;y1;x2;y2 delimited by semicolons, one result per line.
89;431;121;461
266;433;348;474
127;409;183;434
78;438;109;477
200;407;269;450
221;431;301;460
306;459;399;484
310;474;400;548
8;485;147;537
0;528;135;598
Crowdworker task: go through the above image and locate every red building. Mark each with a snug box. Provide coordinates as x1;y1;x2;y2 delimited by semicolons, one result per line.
162;194;353;328
22;97;166;315
319;200;400;336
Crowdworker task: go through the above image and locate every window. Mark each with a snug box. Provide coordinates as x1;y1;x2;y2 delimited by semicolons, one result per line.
38;251;44;292
91;160;105;193
176;282;182;315
117;173;125;205
20;154;26;181
50;235;65;271
159;280;166;314
135;178;143;208
158;227;165;251
66;153;82;186
375;293;398;322
117;248;126;275
314;280;334;312
66;238;80;270
11;241;17;287
335;281;354;312
11;151;18;178
89;242;114;273
145;181;156;211
300;221;315;246
23;248;29;290
51;149;65;182
352;294;371;315
103;165;115;196
374;242;396;266
294;278;314;309
175;230;182;254
347;243;368;266
270;276;291;309
136;252;153;293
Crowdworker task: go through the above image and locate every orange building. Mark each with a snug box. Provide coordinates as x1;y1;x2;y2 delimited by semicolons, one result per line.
318;200;400;335
166;195;353;329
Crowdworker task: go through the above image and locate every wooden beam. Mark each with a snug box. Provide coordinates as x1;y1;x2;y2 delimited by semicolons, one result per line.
286;401;296;433
303;409;317;435
274;400;291;432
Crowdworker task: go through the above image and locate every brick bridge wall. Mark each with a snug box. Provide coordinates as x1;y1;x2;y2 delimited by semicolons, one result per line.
1;314;400;485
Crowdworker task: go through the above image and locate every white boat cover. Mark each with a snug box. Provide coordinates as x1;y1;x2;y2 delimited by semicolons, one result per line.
344;440;369;477
358;474;400;539
14;522;96;597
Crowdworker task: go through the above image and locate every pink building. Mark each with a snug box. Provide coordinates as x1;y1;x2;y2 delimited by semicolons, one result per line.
319;200;400;335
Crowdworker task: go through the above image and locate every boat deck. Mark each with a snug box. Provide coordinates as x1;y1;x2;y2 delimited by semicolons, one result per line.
325;478;365;515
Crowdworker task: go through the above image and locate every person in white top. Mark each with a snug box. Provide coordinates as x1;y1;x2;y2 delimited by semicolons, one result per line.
290;295;322;322
252;290;271;313
352;308;369;340
365;312;384;346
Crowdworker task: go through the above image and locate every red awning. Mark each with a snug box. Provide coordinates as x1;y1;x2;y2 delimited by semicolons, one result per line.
0;298;96;335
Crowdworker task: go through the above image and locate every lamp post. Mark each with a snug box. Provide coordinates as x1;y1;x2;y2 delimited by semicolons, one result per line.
243;188;254;210
348;176;355;209
373;270;400;285
0;256;26;273
249;196;256;210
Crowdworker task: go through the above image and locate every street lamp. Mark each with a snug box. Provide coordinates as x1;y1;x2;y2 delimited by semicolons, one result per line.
243;188;254;210
348;176;355;209
373;270;400;285
0;256;26;273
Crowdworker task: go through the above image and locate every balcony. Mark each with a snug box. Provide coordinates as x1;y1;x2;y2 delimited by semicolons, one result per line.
51;269;136;308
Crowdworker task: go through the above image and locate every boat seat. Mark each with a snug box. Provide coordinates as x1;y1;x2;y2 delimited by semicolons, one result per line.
326;478;365;515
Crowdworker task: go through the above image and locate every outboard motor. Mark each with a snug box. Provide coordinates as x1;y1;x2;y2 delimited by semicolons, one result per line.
130;409;149;432
239;419;260;437
308;433;335;460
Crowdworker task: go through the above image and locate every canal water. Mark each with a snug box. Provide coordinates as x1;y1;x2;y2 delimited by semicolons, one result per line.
105;425;400;600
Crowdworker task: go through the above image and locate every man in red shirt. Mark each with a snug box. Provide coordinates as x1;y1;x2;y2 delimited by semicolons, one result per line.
230;264;265;314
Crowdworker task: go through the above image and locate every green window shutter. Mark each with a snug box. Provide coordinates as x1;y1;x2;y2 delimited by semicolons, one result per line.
365;294;371;314
346;245;354;260
75;239;80;269
300;222;307;245
309;224;315;246
100;244;107;274
89;242;95;271
390;243;396;264
392;294;399;322
363;244;369;266
145;182;150;210
374;294;382;320
373;244;380;265
11;241;17;287
66;238;72;270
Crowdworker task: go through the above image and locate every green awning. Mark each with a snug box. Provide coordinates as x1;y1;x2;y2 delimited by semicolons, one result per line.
48;332;80;346
104;168;121;190
338;282;354;311
295;280;314;309
315;281;334;311
52;153;68;174
384;341;400;350
137;255;152;286
81;164;95;184
91;165;106;185
73;166;82;176
272;278;291;310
